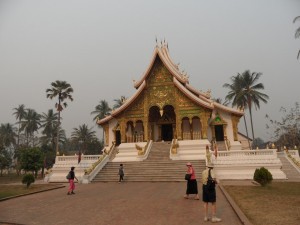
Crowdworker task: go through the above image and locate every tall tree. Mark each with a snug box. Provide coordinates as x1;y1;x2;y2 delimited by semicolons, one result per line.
12;104;26;147
71;124;96;154
46;80;74;155
0;123;17;148
113;96;127;109
240;71;269;146
223;74;251;149
91;100;111;142
19;109;41;147
40;109;58;150
293;16;300;59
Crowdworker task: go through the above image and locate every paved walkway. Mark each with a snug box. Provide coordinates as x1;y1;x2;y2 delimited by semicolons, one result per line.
0;182;245;225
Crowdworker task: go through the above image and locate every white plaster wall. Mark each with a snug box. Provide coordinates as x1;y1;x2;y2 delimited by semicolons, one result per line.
211;110;234;143
108;119;118;146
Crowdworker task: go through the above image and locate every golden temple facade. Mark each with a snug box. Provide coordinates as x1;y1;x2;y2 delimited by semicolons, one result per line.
97;43;244;147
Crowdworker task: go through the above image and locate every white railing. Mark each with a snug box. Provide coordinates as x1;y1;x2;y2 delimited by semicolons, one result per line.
287;150;300;158
56;155;100;163
216;149;277;158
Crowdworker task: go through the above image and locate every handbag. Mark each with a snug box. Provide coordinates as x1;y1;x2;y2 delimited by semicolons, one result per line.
206;169;215;191
66;172;71;180
185;173;191;180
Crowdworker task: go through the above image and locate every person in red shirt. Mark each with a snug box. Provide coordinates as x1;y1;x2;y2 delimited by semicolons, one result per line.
184;162;200;200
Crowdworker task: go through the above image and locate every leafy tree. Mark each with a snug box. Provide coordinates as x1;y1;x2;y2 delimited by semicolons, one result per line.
40;109;59;150
19;109;41;146
252;137;265;149
12;104;26;147
46;80;74;155
86;138;104;155
223;74;251;149
19;147;43;178
0;123;17;148
0;147;13;176
224;71;269;148
71;124;97;154
91;100;111;141
113;96;127;109
293;16;300;59
22;174;35;188
266;102;300;150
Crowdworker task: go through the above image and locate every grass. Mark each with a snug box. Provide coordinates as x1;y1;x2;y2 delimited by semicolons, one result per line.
223;182;300;225
0;184;62;199
0;174;63;200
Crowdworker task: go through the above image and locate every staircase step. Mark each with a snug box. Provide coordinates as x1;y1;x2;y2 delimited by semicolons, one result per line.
93;142;205;182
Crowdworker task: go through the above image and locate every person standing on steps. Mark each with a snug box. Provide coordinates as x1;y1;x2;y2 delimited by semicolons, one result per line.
118;163;124;183
202;163;222;223
67;166;78;195
184;162;200;200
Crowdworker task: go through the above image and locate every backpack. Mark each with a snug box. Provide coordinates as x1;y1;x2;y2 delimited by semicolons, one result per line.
206;169;215;191
66;172;71;180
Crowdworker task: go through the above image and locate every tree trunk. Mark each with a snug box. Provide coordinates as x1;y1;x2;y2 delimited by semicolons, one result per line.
56;109;61;155
249;106;255;149
243;115;251;150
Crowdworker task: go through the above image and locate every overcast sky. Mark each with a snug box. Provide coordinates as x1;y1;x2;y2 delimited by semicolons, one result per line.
0;0;299;142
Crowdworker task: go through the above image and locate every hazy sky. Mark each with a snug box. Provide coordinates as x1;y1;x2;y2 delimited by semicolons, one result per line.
0;0;299;141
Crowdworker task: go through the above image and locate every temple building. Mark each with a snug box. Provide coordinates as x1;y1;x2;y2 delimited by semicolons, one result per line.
97;43;244;152
48;43;288;183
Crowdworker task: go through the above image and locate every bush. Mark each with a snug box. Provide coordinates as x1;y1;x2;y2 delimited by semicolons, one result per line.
22;174;35;188
253;167;273;186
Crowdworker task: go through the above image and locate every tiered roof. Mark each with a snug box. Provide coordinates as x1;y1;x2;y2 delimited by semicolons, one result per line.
97;43;243;125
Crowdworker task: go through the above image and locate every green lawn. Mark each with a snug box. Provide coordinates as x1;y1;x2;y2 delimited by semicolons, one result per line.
0;174;63;200
0;184;63;199
223;182;300;225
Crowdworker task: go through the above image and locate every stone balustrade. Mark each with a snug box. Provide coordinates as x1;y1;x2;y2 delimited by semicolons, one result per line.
46;155;102;183
211;149;286;180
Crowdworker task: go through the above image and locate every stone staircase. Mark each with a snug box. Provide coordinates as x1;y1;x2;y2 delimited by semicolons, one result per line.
93;142;206;182
216;141;227;151
277;152;300;181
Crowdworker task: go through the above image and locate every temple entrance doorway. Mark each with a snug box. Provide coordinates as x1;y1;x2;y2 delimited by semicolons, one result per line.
115;130;121;146
149;105;176;142
215;125;224;141
161;124;173;141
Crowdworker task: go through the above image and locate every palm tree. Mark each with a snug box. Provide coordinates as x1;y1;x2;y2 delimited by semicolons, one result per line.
0;123;17;148
12;104;26;147
71;124;96;154
91;100;111;142
113;96;127;109
19;109;41;146
293;16;300;59
224;71;269;148
46;80;74;155
223;74;251;149
40;109;58;150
